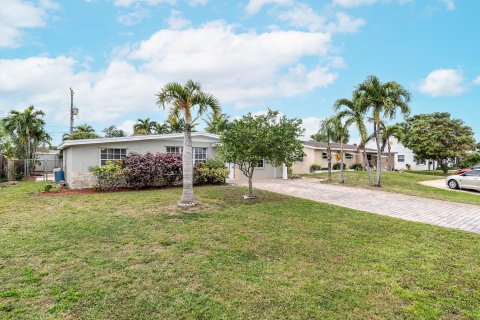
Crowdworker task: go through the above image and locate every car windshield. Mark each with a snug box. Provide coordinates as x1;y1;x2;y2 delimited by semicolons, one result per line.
463;170;480;177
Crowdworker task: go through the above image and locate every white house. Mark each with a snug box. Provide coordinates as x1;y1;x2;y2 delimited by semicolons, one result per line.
382;137;438;171
58;132;286;189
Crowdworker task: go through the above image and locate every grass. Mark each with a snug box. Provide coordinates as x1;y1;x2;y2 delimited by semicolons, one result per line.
1;182;480;319
304;171;480;205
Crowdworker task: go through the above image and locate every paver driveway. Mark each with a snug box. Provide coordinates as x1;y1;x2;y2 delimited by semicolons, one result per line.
240;178;480;234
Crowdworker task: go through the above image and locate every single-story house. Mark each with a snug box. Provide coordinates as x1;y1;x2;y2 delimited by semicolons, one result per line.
58;132;287;189
292;141;396;174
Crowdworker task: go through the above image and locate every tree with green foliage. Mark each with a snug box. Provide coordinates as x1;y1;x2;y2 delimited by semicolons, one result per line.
152;122;169;134
402;112;475;174
355;75;411;186
220;109;304;198
103;125;127;138
205;113;231;134
133;118;156;136
63;124;100;140
157;80;220;207
334;92;374;185
2;106;51;161
460;152;480;168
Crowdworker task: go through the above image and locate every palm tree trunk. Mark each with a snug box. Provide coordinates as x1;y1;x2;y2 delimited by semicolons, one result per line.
179;119;196;206
327;143;332;183
388;144;392;171
340;138;344;183
362;145;374;186
374;122;382;187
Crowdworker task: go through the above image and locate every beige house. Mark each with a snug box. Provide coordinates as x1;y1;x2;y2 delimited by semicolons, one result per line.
292;141;395;174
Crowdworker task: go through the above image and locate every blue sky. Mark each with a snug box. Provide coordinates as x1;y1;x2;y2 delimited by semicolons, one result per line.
0;0;479;145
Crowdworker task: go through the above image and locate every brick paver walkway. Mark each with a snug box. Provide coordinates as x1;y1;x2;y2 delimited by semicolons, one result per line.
240;178;480;234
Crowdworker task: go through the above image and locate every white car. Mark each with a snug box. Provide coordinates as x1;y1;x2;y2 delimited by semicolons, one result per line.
446;170;480;191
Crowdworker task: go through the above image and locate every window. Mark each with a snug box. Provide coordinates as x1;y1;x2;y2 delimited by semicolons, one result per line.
193;147;207;164
100;148;127;166
398;155;405;163
166;146;183;154
322;152;328;159
345;153;353;160
416;159;426;165
463;170;480;177
256;159;265;168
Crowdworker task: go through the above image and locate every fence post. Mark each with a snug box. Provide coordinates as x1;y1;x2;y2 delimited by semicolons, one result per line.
7;160;14;181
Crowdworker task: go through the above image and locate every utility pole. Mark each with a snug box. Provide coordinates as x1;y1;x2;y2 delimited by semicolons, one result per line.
70;88;74;133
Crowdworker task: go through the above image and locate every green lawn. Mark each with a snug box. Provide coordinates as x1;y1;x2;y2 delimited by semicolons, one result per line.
304;171;480;205
1;182;480;319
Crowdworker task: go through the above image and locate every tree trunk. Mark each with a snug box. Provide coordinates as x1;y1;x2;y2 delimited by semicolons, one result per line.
388;144;392;171
248;176;253;197
179;119;196;206
339;138;344;183
362;145;374;186
327;143;332;183
374;122;382;187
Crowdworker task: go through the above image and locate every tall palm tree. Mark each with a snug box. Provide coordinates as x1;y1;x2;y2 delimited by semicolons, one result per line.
379;122;404;171
355;75;411;186
334;93;374;185
314;117;337;183
332;115;350;184
63;124;100;140
156;80;220;207
205;113;230;134
133;118;156;135
2;106;51;174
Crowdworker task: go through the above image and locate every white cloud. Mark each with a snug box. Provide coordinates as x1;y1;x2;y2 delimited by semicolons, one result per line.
332;0;376;7
245;0;292;14
473;76;480;85
118;120;136;135
113;0;175;7
166;10;191;29
328;12;365;33
117;5;151;25
418;68;466;97
188;0;208;6
301;117;323;139
0;0;57;48
0;21;339;130
440;0;455;11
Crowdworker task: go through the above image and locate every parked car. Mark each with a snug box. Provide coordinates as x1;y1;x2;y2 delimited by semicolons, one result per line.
446;170;480;191
473;163;480;170
455;168;472;175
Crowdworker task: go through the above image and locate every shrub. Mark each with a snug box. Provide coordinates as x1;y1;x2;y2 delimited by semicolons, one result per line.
194;160;229;185
121;153;182;188
310;164;322;171
350;163;364;171
89;161;125;191
44;184;54;192
460;152;480;168
194;165;229;185
332;163;346;170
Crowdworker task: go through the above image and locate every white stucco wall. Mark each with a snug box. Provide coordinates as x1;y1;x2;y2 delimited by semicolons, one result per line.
386;138;436;170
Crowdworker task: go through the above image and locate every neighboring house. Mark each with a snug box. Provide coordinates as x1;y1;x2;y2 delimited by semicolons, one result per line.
34;150;61;172
383;138;438;171
58;132;286;189
292;141;395;174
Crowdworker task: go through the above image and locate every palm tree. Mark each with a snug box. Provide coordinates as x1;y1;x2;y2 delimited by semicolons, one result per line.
355;75;411;186
205;113;230;134
133;118;156;135
379;122;404;171
2;106;51;174
152;122;169;134
63;124;100;140
314;117;337;183
332;115;350;184
156;80;220;207
334;93;375;185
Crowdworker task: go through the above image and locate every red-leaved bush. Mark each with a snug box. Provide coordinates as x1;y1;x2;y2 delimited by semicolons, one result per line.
122;152;182;188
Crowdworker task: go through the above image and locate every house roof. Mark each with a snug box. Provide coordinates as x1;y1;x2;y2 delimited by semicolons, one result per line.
303;141;381;154
57;132;220;150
